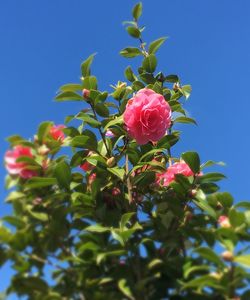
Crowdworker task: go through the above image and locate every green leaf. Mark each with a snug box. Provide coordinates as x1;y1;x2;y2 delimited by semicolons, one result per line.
3;216;25;229
54;161;71;190
103;115;123;131
132;80;145;91
37;121;53;143
132;2;142;21
95;103;109;117
27;207;49;222
25;177;57;189
201;160;226;169
126;26;141;38
118;279;135;300
55;91;82;102
81;53;96;77
120;47;142;58
0;226;11;242
194;247;224;267
184;265;210;279
107;167;125;180
111;230;125;246
120;212;135;229
174;116;197;125
85;224;110;233
70;136;90;148
59;83;83;92
142;54;157;73
76;113;101;127
164;74;179;83
97;250;126;265
199;172;226;182
234;255;250;267
194;190;217;219
181;151;200;174
82;76;98;90
148;37;167;54
229;208;245;227
124;66;137;82
180;85;192;99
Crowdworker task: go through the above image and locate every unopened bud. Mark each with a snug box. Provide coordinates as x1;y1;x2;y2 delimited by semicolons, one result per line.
189;189;197;197
173;82;180;91
38;145;50;155
112;187;121;196
107;157;116;168
33;197;42;206
221;251;234;262
218;215;231;228
82;89;90;99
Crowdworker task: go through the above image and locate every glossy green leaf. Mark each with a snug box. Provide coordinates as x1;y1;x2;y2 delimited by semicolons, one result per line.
55;91;82;102
54;161;71;190
120;47;142;58
25;177;57;189
148;37;167;54
126;26;141;38
81;53;96;77
118;279;135;300
181;151;200;174
132;2;142;21
142;54;157;73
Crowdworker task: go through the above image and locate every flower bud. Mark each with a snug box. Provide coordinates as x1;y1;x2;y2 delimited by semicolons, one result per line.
105;129;115;138
82;89;90;99
33;197;42;206
112;187;121;196
107;157;116;168
218;215;231;228
38;145;50;155
221;251;234;262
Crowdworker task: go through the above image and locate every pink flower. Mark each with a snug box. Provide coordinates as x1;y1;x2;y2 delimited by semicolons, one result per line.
123;88;172;145
156;162;194;186
218;215;231;228
4;145;37;179
49;125;66;141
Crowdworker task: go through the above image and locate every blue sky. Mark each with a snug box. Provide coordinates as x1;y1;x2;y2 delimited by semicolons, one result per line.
1;0;250;296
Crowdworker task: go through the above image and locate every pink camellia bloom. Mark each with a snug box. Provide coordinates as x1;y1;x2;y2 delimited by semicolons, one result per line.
49;125;66;142
218;215;231;228
4;145;37;179
156;162;194;186
123;88;172;145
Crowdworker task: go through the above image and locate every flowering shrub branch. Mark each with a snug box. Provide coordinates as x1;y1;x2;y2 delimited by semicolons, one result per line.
1;3;250;300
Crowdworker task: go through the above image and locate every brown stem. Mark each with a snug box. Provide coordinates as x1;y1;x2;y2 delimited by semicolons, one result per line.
90;103;111;157
125;153;133;204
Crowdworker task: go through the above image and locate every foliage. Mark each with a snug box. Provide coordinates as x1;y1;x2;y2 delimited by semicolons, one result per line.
1;3;250;300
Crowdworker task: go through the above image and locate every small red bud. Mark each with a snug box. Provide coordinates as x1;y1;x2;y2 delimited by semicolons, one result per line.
112;187;121;196
82;89;90;99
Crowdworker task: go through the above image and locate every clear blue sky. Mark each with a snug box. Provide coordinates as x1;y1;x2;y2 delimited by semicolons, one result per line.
1;0;250;296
